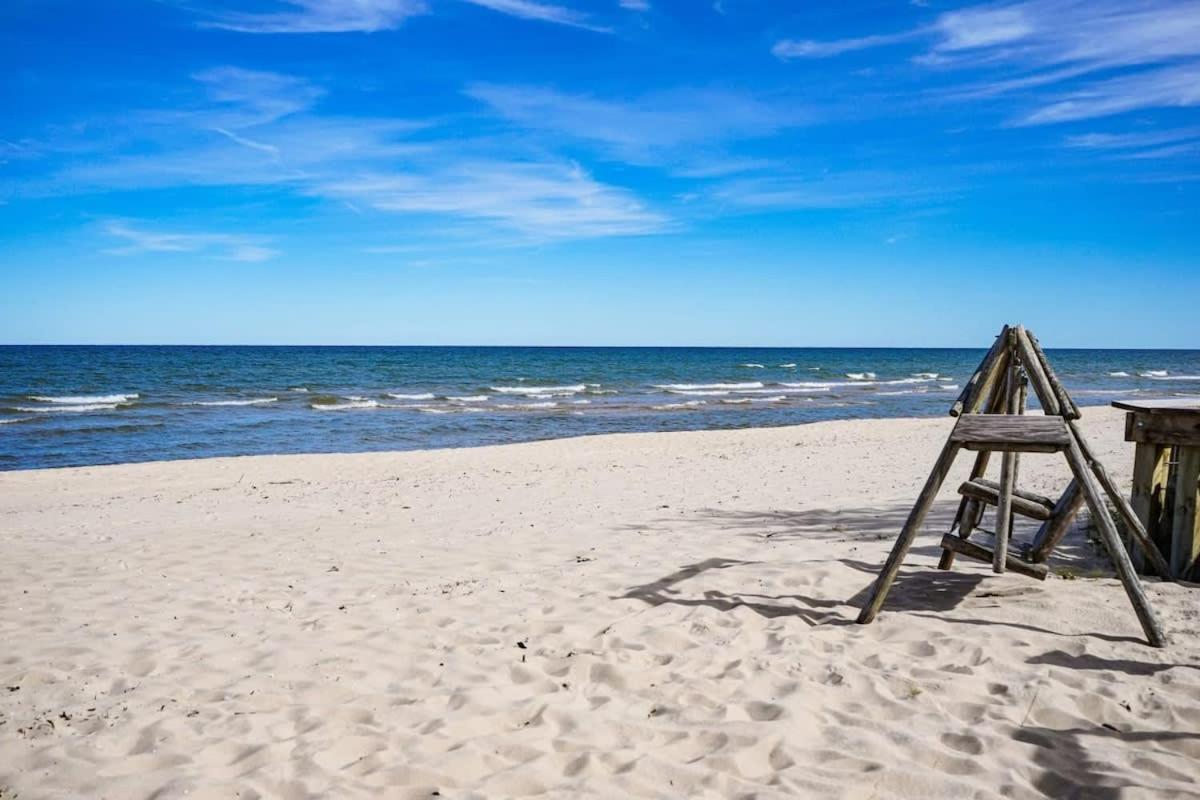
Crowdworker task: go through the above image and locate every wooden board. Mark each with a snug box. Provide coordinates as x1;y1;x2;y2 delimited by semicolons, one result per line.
959;479;1055;520
938;534;1049;580
1125;411;1200;448
1113;399;1200;414
950;415;1071;453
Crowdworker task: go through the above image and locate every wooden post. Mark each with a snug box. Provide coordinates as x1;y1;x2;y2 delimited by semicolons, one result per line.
993;351;1021;573
1129;443;1170;572
1028;479;1083;562
1013;327;1060;416
1028;331;1080;419
1063;436;1167;647
939;535;1049;580
857;439;963;624
1170;447;1200;579
951;325;1010;417
1068;420;1173;580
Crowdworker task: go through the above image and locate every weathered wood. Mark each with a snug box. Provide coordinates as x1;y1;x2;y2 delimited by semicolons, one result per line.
939;534;1049;580
1027;331;1080;419
993;352;1021;573
1128;442;1171;572
1125;412;1200;448
959;479;1055;520
857;439;963;624
1063;434;1167;647
1013;326;1061;416
951;325;1010;417
1113;399;1200;414
951;415;1071;452
1170;447;1200;579
1028;479;1083;562
1068;420;1173;580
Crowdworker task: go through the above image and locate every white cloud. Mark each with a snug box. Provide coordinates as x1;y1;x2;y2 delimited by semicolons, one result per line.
618;0;649;10
103;221;280;262
1019;63;1200;125
461;0;607;31
466;83;806;161
203;0;428;33
321;161;668;238
772;30;919;60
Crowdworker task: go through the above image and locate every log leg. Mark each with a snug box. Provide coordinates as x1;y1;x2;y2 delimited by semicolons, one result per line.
1068;421;1173;580
1169;446;1200;579
1063;437;1167;647
1129;443;1170;573
1028;479;1083;562
857;440;963;624
994;449;1017;573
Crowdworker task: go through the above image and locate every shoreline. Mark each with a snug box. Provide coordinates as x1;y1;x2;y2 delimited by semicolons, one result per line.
3;406;1198;798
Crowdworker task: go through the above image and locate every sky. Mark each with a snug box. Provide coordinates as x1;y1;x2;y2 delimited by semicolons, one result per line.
1;0;1198;347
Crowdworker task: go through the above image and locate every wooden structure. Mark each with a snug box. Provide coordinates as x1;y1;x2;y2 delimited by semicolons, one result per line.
1114;399;1200;580
855;325;1170;647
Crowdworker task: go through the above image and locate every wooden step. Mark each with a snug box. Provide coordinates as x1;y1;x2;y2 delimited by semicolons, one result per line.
950;415;1072;453
939;534;1049;580
958;478;1057;521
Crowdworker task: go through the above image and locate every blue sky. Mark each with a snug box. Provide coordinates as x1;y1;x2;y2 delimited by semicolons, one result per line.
1;0;1198;347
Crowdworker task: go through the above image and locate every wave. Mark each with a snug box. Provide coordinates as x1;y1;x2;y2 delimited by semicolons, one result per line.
912;372;939;379
736;387;830;395
941;384;960;391
778;363;797;368
1108;371;1130;377
1147;375;1200;381
652;400;706;410
28;393;139;404
491;384;585;395
185;397;278;407
1139;370;1169;378
387;392;436;400
655;382;763;391
496;401;559;409
447;395;488;402
780;380;872;389
740;363;765;368
311;400;379;411
846;372;876;381
14;403;122;413
571;399;591;405
666;389;730;396
289;387;309;392
413;406;451;414
720;398;751;404
0;416;33;425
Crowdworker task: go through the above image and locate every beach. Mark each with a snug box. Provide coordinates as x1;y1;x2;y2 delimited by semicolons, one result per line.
2;405;1198;799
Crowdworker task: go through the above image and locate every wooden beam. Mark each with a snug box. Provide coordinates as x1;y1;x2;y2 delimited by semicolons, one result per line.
1063;434;1167;647
1028;478;1084;562
857;439;963;624
994;351;1021;573
958;479;1055;521
1013;326;1061;416
939;534;1049;580
1027;330;1080;420
1128;442;1171;573
950;415;1071;452
1126;412;1200;448
1068;420;1173;580
951;325;1010;417
1170;447;1200;579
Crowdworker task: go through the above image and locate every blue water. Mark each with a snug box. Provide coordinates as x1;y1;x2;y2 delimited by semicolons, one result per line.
2;345;1199;471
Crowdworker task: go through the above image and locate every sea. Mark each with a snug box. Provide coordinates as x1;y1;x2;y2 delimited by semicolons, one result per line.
2;345;1199;471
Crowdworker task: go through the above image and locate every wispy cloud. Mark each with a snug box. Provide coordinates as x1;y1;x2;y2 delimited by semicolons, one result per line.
103;221;280;262
772;30;919;60
710;170;943;211
618;0;649;10
202;0;428;33
460;0;608;31
1018;63;1200;125
466;83;806;161
322;161;668;238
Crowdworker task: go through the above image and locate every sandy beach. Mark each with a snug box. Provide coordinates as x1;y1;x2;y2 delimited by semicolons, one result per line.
2;406;1198;799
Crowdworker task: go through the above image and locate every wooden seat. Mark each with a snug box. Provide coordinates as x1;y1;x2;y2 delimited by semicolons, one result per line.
958;478;1056;520
950;415;1071;453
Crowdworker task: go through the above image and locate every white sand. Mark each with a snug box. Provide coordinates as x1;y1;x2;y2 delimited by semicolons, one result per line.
2;407;1198;799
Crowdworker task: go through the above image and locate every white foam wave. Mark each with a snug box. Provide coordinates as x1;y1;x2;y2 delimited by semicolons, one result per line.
413;406;450;414
941;384;960;391
846;372;876;381
1139;370;1169;378
0;416;32;425
740;363;765;368
720;398;751;405
1108;371;1130;377
780;381;873;389
1148;375;1200;381
447;395;488;402
29;393;138;404
387;392;436;400
289;387;309;392
779;363;797;368
652;400;706;410
312;400;379;411
15;403;121;413
187;397;277;407
666;389;730;396
752;395;786;403
655;382;763;391
912;372;939;379
496;401;559;409
571;399;591;405
492;384;585;395
736;387;830;395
